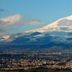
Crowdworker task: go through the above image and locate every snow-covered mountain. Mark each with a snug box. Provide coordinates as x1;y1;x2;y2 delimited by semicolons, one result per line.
1;15;72;40
26;15;72;33
0;15;72;50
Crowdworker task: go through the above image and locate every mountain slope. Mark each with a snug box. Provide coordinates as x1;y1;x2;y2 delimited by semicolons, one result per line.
26;15;72;33
0;15;72;51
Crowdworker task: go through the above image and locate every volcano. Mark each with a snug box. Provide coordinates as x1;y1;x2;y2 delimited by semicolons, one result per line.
0;15;72;51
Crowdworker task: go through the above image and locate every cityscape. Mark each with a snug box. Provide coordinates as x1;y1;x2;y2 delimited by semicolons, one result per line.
0;49;72;72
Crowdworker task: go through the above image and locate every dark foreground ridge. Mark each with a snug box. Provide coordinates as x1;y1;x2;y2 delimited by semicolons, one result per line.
0;67;72;72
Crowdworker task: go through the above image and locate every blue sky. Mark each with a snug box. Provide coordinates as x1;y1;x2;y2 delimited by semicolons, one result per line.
0;0;72;34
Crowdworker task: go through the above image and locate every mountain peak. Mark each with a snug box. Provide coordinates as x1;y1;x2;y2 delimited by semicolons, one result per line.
25;15;72;33
65;15;72;20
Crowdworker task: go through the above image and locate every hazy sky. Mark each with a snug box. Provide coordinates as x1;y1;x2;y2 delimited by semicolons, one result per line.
0;0;72;35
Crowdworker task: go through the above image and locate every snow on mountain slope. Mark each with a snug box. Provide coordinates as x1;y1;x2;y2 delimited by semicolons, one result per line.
1;15;72;42
26;15;72;33
0;15;72;50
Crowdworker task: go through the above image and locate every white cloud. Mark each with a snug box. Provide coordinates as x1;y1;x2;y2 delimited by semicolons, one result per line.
0;14;45;37
27;20;44;24
15;20;45;26
0;14;22;25
0;14;44;26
